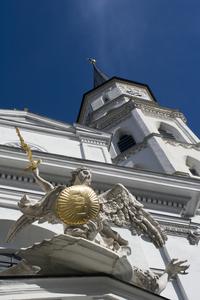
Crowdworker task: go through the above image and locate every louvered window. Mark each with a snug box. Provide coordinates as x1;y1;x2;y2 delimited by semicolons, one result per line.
117;134;136;153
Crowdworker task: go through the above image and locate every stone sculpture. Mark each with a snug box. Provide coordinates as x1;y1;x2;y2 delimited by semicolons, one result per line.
4;128;189;295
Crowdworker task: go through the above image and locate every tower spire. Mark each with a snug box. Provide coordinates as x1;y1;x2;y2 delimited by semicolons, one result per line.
88;58;109;88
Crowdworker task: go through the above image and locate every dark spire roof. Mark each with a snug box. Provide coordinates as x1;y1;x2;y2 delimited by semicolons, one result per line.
88;58;109;88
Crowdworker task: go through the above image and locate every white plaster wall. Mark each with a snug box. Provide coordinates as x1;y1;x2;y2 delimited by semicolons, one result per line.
155;137;200;175
0;125;81;157
83;144;111;163
115;228;183;300
118;147;165;173
0;124;112;164
112;227;149;269
166;235;200;300
141;113;198;144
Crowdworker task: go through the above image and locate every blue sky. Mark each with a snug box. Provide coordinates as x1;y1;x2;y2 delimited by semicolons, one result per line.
1;0;200;136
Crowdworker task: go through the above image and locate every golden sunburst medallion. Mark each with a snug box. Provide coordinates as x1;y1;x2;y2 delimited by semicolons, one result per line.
55;185;100;225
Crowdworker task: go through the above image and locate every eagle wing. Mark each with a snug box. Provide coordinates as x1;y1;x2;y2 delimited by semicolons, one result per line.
6;215;36;243
98;184;167;248
6;186;65;242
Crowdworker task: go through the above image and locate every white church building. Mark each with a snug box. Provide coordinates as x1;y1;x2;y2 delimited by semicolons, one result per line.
0;62;200;300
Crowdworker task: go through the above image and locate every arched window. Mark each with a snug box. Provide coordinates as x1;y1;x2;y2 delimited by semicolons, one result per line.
158;123;185;142
186;156;200;177
117;134;136;153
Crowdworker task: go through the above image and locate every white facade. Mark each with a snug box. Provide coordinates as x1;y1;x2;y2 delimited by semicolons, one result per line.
0;72;200;300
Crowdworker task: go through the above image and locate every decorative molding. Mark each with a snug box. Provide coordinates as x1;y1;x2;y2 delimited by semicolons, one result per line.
135;194;185;210
80;137;108;146
134;101;187;123
0;168;187;215
187;229;200;245
92;99;186;130
0;171;65;187
161;221;199;238
93;100;136;129
163;138;200;150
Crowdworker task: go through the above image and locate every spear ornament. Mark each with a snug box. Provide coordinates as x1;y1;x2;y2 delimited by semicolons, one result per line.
15;127;41;171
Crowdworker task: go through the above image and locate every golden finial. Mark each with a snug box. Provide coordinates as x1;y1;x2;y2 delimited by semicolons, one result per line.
88;58;96;65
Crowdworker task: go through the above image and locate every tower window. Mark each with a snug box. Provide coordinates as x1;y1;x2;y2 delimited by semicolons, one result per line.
117;134;136;153
158;122;186;142
189;168;199;176
158;128;176;140
102;94;110;103
186;156;200;177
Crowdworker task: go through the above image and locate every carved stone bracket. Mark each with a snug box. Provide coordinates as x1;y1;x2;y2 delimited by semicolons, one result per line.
187;229;200;245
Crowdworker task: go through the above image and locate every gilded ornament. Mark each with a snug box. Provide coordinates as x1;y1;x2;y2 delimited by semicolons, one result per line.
56;185;100;225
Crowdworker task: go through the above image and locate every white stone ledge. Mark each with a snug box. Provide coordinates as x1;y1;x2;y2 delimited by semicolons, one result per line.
0;276;166;300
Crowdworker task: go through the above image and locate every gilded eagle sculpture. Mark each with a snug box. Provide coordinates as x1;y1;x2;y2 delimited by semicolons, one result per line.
6;128;167;249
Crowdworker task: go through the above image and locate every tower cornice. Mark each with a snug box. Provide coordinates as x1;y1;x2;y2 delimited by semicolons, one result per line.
91;99;186;130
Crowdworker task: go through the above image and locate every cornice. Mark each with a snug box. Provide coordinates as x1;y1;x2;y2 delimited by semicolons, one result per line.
0;144;200;207
0;169;187;215
0;171;198;242
162;222;199;239
0;276;165;300
134;193;185;212
0;113;111;147
134;100;187;122
93;100;136;129
163;139;200;150
80;137;108;146
91;99;186;130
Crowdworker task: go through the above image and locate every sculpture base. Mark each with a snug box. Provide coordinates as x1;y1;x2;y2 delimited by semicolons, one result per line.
1;234;133;282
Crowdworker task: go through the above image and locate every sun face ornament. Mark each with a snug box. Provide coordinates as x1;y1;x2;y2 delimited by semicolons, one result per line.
56;185;100;225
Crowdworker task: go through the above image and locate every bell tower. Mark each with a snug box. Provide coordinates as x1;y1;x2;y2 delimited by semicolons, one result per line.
77;60;200;177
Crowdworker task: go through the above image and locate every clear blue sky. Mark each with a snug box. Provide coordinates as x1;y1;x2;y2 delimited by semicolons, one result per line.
1;0;200;136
